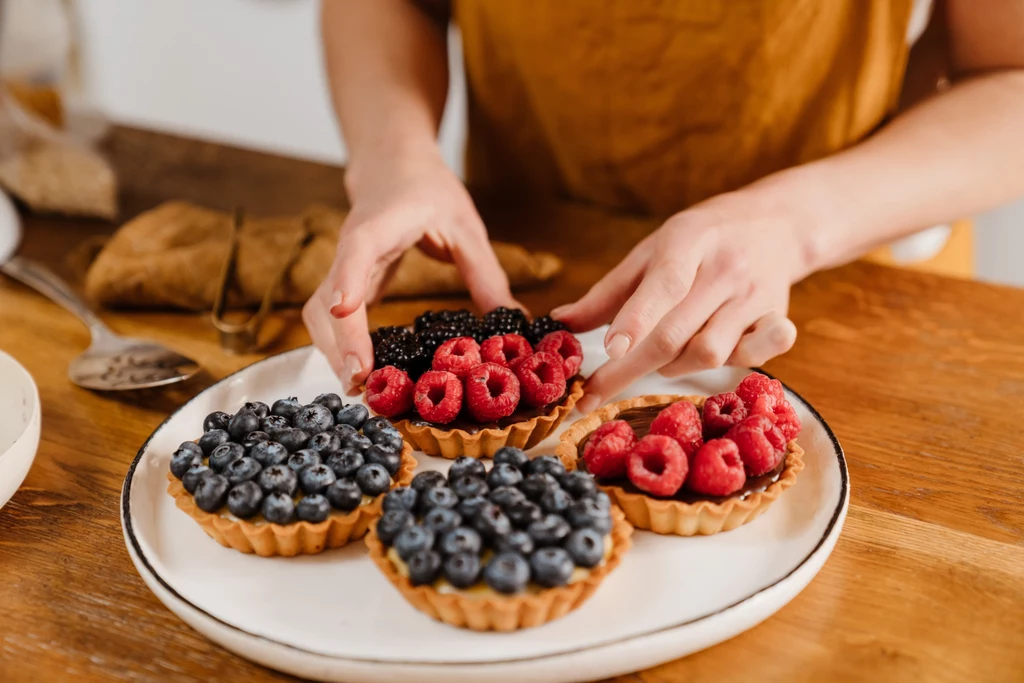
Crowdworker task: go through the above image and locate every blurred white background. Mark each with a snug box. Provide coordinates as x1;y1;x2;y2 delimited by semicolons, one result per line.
5;0;1020;285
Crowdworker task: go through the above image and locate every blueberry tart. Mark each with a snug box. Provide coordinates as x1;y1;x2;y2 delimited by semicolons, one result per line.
167;395;416;557
364;450;633;631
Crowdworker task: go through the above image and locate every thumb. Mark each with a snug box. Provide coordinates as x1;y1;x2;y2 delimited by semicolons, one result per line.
329;220;386;319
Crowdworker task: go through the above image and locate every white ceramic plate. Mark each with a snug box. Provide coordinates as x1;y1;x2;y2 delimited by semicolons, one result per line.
121;329;848;683
0;349;41;511
0;189;21;264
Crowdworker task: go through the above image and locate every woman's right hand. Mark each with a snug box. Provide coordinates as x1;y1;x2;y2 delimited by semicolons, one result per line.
302;148;518;393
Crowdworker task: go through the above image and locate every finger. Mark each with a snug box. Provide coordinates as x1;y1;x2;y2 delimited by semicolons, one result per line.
658;297;758;378
305;289;375;392
578;276;730;412
328;223;380;317
727;311;796;368
303;296;344;378
449;221;520;313
550;240;650;334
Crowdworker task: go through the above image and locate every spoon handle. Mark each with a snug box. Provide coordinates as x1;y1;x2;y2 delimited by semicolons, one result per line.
1;256;114;339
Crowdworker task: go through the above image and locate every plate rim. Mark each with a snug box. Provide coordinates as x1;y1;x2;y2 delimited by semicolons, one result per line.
120;345;848;667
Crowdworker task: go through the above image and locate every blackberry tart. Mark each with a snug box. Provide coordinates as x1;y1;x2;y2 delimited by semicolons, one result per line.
363;308;584;459
167;393;416;557
554;373;805;536
365;450;633;631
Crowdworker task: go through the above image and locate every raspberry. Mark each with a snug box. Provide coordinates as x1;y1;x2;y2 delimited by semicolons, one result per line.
649;400;703;461
626;434;688;497
480;334;533;368
750;394;802;441
688;439;746;496
432;336;482;379
535;330;584;378
513;351;566;408
725;414;786;476
364;365;414;418
702;391;748;438
413;370;463;424
582;420;636;478
465;362;521;422
735;372;785;411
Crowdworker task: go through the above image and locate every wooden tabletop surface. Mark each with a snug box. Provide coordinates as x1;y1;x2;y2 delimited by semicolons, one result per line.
0;127;1021;683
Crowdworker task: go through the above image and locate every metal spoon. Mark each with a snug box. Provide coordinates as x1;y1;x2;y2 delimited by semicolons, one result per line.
1;256;201;390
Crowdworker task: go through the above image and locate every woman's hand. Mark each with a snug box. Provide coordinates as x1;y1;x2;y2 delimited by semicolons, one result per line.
303;149;518;392
553;190;812;413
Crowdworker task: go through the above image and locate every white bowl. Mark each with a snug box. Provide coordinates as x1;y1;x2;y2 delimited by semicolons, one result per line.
0;350;41;511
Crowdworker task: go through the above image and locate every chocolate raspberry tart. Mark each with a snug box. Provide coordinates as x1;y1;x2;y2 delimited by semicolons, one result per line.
364;308;585;459
554;373;804;536
167;394;416;557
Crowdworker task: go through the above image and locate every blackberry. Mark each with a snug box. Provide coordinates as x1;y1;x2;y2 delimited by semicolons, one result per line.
414;323;462;355
371;325;409;347
481;306;528;337
374;332;430;379
525;315;569;346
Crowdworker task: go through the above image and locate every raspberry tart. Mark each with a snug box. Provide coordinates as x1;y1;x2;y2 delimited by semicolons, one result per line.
364;308;584;459
365;449;633;631
167;393;416;557
555;373;805;536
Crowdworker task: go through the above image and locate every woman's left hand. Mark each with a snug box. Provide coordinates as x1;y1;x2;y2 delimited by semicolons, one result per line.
552;190;813;414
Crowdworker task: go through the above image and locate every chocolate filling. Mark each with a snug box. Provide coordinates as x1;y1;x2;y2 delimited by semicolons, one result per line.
577;403;786;504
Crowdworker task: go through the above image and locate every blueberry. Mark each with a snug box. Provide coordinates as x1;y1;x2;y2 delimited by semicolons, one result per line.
566;498;613;534
226;481;263;518
411;470;447;493
209;442;245;472
519;473;559;502
483;552;530;594
394;526;435;561
332;423;358;439
528;514;572;547
489;486;527;509
540;487;573;515
438;527;482;556
493;446;529;472
407;550;442;586
487;463;523;490
420;486;459;512
564;528;605;568
448;456;487;482
451;475;489;500
365;444;401;476
275;428;311;453
298;464;337;495
530;547;574;587
307;431;342;455
224;456;262;485
297;494;331;523
227;411;260;441
242;401;270;419
382;486;418;514
262;491;295;524
242;430;270;454
249;441;289;468
257;464;298;496
326;449;364;479
334;404;368;430
444;552;481;589
355;463;391;497
203;411;231;432
528;455;566;478
326;478;364;512
423;507;462;536
560;471;598;499
593;491;612;511
182;465;213;494
368;428;403;453
287;449;321;472
313;392;344;414
362;416;394;439
170;444;203;479
457;495;489;520
271;396;302;420
197;429;230;456
505;500;543;529
376;509;413;546
494;529;534;555
472;503;512;540
344;433;374;452
260;415;290;435
293;403;334;434
193;474;230;513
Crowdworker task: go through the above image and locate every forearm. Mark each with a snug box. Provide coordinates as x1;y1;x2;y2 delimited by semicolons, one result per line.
321;0;450;193
747;70;1024;277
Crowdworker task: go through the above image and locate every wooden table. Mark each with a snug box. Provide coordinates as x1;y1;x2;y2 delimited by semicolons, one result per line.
1;127;1021;683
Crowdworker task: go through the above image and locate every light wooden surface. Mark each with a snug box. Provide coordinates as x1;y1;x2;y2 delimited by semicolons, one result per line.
0;128;1022;683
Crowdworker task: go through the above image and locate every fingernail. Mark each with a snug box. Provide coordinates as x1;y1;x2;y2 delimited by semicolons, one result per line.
550;305;570;320
577;394;602;414
605;333;631;361
329;291;345;318
342;354;362;387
